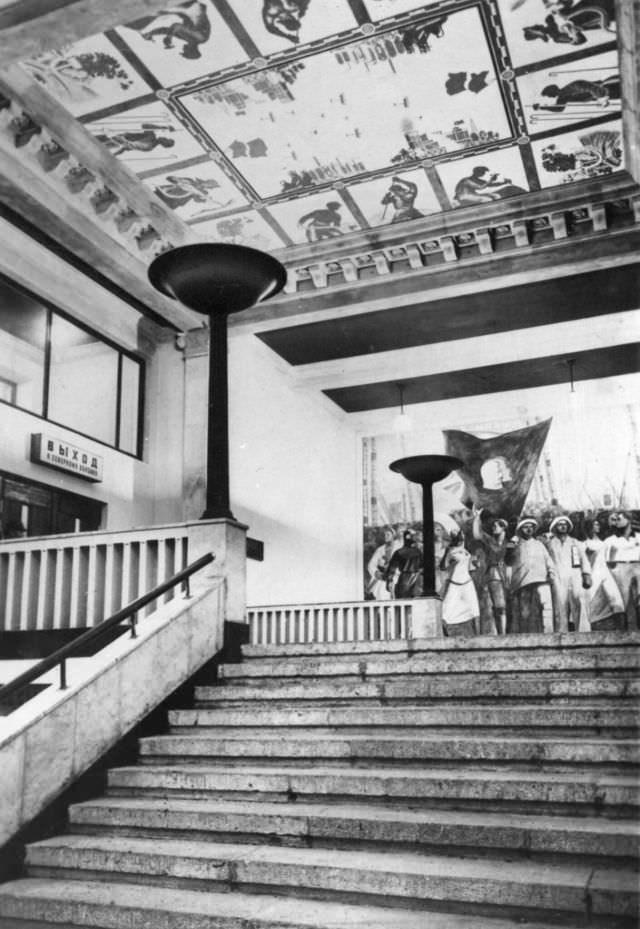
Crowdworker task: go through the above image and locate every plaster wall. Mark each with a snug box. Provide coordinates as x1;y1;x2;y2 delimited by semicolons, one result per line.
0;402;143;529
183;331;361;605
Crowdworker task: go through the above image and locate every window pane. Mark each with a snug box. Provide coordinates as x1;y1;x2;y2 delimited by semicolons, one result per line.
119;355;141;455
48;315;118;444
0;278;46;414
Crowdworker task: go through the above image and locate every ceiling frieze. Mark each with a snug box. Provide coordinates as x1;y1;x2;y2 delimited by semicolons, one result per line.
269;174;640;298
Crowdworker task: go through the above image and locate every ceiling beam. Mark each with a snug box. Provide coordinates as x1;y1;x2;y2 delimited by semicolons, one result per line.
324;344;640;412
288;311;640;391
0;0;183;64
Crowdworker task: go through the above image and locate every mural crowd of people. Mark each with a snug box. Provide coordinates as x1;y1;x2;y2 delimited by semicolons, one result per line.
365;507;640;637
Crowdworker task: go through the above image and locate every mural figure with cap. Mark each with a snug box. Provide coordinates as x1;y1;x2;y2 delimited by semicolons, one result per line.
472;507;510;634
385;529;423;599
505;517;556;634
544;516;592;632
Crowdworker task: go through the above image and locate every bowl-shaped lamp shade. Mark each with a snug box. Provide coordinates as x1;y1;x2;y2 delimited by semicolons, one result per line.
389;455;462;485
148;243;287;316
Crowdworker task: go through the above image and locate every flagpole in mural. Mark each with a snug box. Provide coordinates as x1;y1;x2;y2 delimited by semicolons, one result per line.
390;454;463;597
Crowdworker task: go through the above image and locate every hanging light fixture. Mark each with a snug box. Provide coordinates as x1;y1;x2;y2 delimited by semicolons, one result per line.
393;383;413;433
566;358;583;413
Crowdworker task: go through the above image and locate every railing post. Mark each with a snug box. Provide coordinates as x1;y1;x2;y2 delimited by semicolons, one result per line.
130;612;137;638
59;658;67;690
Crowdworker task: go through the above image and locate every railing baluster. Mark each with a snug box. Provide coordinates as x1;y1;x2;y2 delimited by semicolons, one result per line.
35;550;48;630
19;550;34;631
52;549;65;629
68;546;82;628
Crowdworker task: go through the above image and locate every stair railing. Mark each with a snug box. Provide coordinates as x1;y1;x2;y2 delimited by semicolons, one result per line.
0;551;215;706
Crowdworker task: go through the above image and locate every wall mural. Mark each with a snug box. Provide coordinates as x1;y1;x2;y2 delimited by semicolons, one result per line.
20;0;623;249
362;403;640;636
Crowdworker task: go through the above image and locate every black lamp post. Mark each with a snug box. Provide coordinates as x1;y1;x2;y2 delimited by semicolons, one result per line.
389;454;462;596
148;243;287;520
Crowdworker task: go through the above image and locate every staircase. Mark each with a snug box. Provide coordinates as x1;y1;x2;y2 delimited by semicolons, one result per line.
1;632;639;929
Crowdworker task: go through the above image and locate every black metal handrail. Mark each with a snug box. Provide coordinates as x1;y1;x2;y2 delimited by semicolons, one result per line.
0;551;215;704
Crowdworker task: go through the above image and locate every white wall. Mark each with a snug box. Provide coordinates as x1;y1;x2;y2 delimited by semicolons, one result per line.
228;334;360;605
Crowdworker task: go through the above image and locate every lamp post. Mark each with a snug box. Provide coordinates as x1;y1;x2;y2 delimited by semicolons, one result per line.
148;243;287;520
389;454;462;596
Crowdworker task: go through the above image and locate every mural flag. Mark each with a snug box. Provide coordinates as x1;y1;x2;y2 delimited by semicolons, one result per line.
443;418;552;517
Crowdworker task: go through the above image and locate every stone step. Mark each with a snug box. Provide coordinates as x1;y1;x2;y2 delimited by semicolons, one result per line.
217;650;640;681
0;878;595;929
106;764;640;815
195;675;640;705
23;834;638;923
68;796;640;861
171;704;640;736
137;733;640;770
240;632;640;660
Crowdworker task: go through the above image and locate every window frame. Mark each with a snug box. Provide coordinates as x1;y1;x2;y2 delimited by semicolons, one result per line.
0;272;145;459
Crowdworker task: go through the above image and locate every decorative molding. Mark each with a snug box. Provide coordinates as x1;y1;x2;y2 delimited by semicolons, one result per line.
0;75;201;330
273;178;640;295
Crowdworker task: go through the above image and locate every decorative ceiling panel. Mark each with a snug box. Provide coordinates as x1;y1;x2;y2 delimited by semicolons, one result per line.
17;0;624;251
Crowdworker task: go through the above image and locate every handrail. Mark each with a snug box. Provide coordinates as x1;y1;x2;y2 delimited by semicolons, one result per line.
0;551;215;705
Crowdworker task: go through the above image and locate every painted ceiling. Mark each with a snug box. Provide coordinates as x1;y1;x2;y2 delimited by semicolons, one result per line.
19;0;622;253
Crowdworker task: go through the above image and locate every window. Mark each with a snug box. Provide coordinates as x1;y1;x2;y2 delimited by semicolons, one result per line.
0;275;143;456
0;277;47;415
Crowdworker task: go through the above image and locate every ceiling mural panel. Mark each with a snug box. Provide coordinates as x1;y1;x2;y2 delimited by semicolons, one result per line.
192;210;286;249
266;190;361;243
114;1;249;87
147;161;251;220
84;100;205;173
495;0;616;71
515;48;620;138
224;0;359;53
22;34;152;117
347;168;442;227
435;145;531;207
16;0;625;250
530;117;622;188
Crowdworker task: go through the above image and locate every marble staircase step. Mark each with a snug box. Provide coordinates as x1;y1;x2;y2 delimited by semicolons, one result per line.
137;733;640;769
217;649;640;681
0;878;601;929
105;763;640;815
171;704;640;736
68;795;640;861
23;834;639;922
239;633;640;660
195;675;640;705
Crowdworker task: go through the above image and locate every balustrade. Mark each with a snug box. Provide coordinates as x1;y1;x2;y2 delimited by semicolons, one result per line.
0;526;189;631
